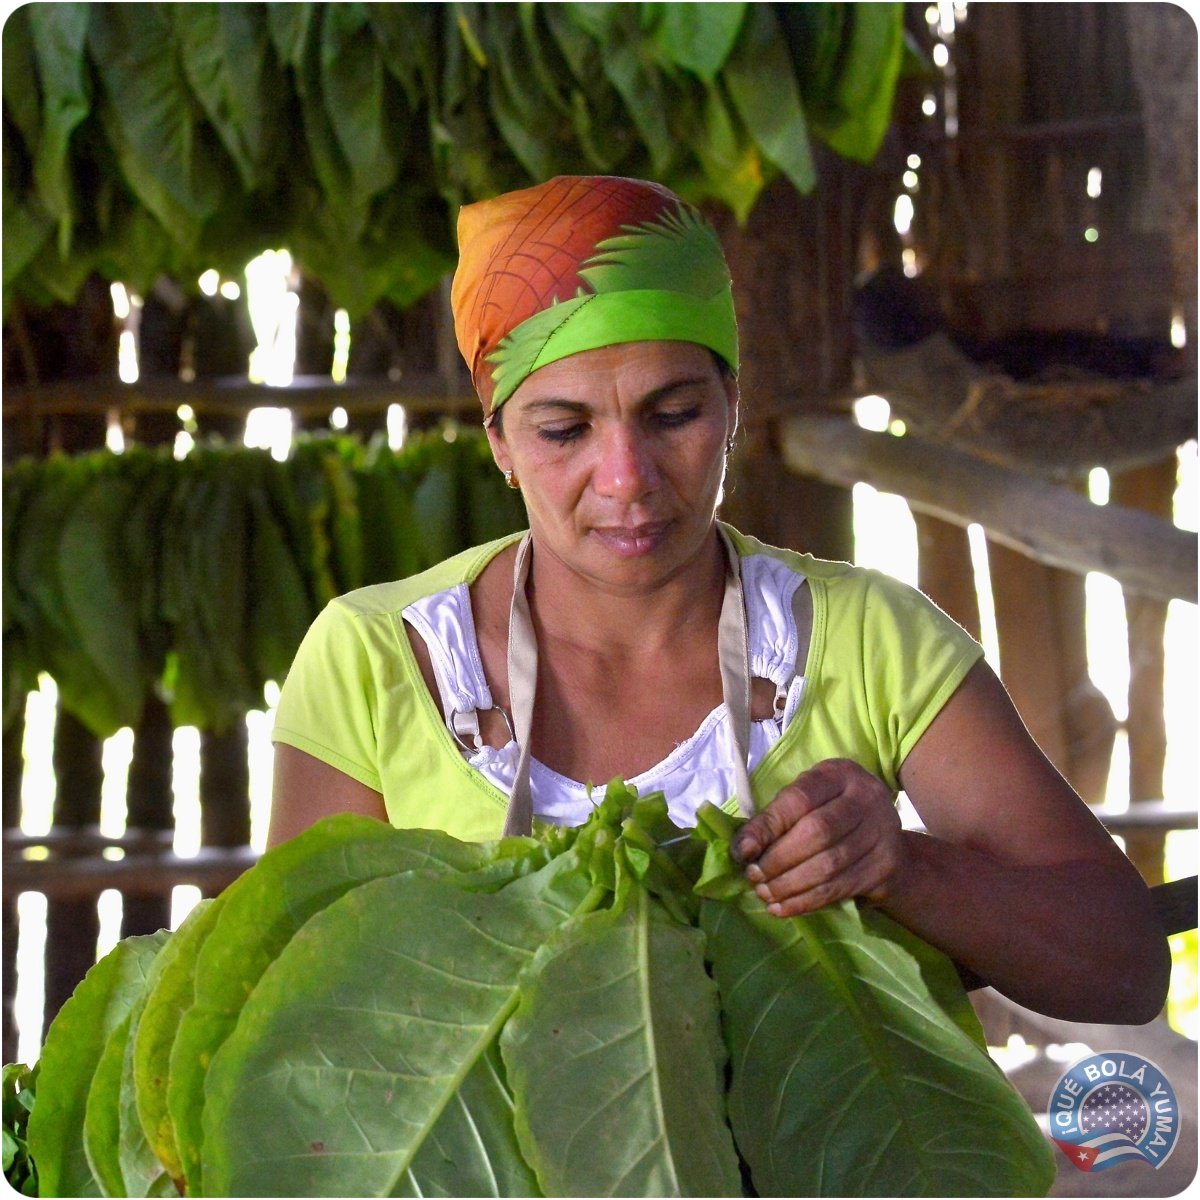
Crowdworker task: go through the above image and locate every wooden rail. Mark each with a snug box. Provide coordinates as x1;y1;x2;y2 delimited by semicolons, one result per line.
4;843;258;901
2;373;478;421
779;415;1197;603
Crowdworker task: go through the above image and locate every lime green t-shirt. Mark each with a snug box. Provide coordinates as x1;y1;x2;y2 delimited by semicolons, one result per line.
271;526;984;841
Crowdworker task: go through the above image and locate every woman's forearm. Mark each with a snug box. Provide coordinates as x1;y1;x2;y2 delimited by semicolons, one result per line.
878;830;1171;1024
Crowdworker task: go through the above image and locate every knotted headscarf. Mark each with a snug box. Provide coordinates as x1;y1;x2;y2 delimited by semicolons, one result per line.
451;176;739;417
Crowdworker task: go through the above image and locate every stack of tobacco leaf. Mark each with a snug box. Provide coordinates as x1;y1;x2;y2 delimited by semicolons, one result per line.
7;784;1055;1197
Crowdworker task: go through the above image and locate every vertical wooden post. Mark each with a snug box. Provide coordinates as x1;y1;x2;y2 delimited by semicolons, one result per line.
44;710;104;1024
914;514;982;640
199;725;251;896
2;712;25;1064
987;546;1117;805
122;696;175;936
710;164;861;562
1111;457;1177;885
189;292;255;871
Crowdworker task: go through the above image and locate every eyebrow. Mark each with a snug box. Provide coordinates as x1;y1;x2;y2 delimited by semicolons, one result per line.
520;376;713;415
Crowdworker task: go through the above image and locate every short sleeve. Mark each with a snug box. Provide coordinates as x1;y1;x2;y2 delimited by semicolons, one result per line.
860;571;984;787
271;600;383;792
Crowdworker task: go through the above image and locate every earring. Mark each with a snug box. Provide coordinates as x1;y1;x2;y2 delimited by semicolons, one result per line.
725;435;736;455
504;469;520;490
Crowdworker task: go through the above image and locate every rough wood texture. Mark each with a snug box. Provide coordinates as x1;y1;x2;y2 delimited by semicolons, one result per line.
987;544;1116;804
199;725;251;860
1125;4;1198;371
2;714;23;1064
121;697;175;938
4;845;257;903
780;416;1197;604
1111;456;1178;886
710;165;860;561
913;513;981;641
858;334;1195;481
44;709;104;1027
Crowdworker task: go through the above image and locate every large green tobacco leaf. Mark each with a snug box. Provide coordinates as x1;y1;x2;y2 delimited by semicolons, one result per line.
701;891;1056;1196
26;3;92;254
2;7;41;151
722;3;815;194
501;888;741;1197
200;851;592;1196
28;932;168;1198
792;2;906;161
173;3;283;192
647;3;747;82
7;4;910;311
82;1008;137;1196
170;815;515;1194
320;4;400;203
57;470;147;735
82;975;173;1198
85;4;224;248
132;898;220;1189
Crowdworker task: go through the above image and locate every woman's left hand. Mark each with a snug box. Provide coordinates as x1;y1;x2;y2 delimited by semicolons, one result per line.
731;758;907;916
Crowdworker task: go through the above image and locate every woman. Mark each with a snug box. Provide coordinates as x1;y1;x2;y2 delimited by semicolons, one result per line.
270;175;1169;1025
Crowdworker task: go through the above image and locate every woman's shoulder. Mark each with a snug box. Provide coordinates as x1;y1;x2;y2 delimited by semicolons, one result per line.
331;531;526;620
721;522;859;585
722;523;972;634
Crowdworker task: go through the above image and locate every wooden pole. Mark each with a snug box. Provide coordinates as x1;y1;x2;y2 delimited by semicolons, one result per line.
44;710;104;1025
914;514;982;640
2;713;24;1064
198;724;251;897
778;415;1197;603
1111;457;1179;886
710;166;860;562
121;696;175;937
987;545;1117;803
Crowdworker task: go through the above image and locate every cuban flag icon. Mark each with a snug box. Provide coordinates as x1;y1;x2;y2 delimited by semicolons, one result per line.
1049;1055;1180;1173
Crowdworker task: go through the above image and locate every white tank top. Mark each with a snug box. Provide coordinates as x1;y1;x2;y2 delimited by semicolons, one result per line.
402;552;807;829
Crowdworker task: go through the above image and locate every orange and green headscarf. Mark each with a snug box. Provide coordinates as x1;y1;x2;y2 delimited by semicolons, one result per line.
451;175;739;417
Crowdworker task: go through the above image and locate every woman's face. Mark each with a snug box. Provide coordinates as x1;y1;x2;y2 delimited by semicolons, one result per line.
486;340;738;593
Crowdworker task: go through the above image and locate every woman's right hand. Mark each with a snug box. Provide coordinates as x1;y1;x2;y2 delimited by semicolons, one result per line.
731;758;907;917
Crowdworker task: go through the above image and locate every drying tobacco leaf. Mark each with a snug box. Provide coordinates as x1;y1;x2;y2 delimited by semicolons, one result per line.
12;783;1053;1198
27;931;168;1197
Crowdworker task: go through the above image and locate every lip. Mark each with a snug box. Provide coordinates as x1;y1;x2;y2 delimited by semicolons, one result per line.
590;520;672;557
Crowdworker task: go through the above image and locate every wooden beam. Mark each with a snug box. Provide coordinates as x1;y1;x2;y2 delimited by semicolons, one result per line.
857;335;1196;480
2;846;258;902
779;415;1197;603
2;373;479;420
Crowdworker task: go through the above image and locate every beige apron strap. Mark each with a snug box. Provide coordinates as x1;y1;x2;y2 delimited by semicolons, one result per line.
501;527;757;836
503;533;537;837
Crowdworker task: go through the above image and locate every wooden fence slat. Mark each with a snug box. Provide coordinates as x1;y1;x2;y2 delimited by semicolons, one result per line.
3;847;258;902
122;696;175;938
44;709;104;1026
2;714;23;1064
1112;458;1179;886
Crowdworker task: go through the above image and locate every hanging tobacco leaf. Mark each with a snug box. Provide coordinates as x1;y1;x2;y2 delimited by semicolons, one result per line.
3;2;910;314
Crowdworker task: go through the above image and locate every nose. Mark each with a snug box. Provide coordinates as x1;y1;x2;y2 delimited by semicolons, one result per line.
592;424;659;502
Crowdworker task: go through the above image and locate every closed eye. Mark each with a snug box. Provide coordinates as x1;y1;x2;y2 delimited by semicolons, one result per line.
537;422;588;444
652;405;701;429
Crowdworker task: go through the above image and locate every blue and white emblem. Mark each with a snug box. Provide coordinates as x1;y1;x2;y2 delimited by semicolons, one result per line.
1048;1052;1179;1172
